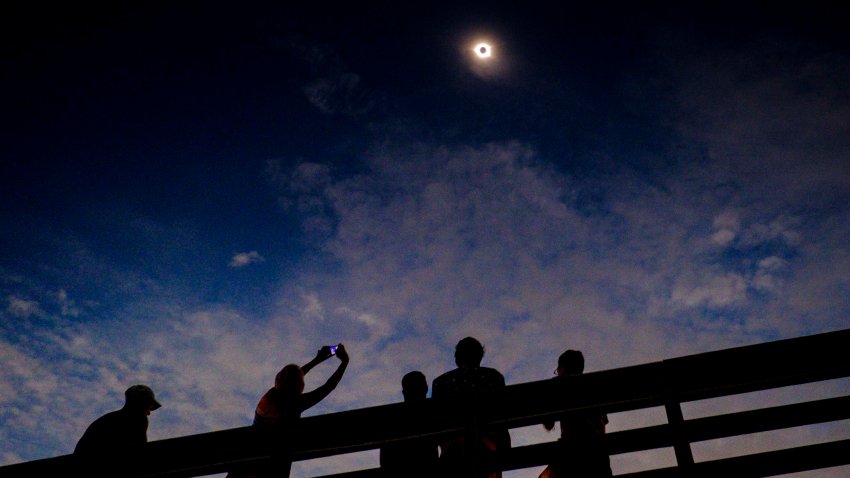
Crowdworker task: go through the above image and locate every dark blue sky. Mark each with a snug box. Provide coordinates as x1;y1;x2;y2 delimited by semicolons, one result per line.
2;2;848;475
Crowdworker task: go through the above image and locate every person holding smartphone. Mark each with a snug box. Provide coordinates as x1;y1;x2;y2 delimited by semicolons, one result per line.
245;344;349;478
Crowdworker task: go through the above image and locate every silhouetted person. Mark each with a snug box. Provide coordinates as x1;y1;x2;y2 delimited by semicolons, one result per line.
74;384;162;476
246;344;350;478
541;350;611;478
432;337;510;478
380;371;439;476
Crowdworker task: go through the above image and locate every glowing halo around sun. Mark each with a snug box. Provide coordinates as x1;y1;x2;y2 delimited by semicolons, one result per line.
464;36;504;80
473;42;493;59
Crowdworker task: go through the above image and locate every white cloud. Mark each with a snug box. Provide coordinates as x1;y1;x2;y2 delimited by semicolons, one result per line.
229;251;265;268
0;452;23;466
740;216;802;248
278;142;779;375
57;289;80;317
671;273;748;309
6;296;41;318
711;211;740;246
301;291;325;320
670;48;850;223
751;256;787;292
712;211;740;231
710;228;735;246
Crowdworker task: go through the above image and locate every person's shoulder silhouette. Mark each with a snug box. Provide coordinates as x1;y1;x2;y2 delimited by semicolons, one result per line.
541;350;611;478
380;371;438;476
432;337;509;478
74;384;161;456
74;385;161;478
432;337;505;398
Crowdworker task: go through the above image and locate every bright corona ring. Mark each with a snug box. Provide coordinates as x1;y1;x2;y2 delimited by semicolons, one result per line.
473;42;492;59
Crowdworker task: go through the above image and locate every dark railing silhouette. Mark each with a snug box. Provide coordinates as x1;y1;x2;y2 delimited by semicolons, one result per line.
2;328;849;478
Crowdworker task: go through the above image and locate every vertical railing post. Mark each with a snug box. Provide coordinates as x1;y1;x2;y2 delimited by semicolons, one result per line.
662;361;694;474
664;399;694;469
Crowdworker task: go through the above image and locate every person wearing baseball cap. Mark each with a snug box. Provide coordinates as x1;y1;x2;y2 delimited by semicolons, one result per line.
124;384;162;412
74;384;162;459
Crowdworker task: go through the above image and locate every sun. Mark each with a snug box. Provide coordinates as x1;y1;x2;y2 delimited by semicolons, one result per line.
473;42;493;59
464;36;503;80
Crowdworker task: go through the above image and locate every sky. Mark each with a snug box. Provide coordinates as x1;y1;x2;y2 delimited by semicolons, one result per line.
1;2;849;476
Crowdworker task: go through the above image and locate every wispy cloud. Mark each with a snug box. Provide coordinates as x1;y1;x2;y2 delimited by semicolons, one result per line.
6;296;41;318
289;40;375;117
229;251;265;268
57;289;80;317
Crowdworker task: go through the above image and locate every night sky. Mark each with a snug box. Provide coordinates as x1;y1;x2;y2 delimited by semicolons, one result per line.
2;3;848;476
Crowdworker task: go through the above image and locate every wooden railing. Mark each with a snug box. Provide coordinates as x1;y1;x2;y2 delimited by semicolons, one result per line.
2;328;849;478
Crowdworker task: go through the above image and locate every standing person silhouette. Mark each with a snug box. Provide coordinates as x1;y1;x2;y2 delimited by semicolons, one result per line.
380;371;439;476
74;384;162;476
432;337;510;478
541;350;611;478
246;344;350;478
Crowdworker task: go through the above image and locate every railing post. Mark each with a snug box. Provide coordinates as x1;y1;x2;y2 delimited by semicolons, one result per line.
664;399;694;470
661;360;694;474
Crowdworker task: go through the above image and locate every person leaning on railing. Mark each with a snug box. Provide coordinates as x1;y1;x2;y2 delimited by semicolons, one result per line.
73;384;162;477
229;344;350;478
380;371;439;477
432;337;511;478
540;350;611;478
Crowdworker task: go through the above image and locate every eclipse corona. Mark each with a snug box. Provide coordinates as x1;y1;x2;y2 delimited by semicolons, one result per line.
473;42;492;59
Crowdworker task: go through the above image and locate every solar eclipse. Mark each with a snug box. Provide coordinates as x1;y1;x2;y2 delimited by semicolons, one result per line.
474;42;492;59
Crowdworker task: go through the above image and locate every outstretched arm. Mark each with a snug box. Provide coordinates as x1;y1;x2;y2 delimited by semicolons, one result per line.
302;346;334;375
300;344;350;411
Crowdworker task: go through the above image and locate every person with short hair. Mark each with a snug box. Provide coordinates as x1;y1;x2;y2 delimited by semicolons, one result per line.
432;337;510;478
541;350;612;478
380;371;438;476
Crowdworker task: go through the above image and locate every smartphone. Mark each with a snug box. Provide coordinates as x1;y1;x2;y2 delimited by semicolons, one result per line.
329;345;338;355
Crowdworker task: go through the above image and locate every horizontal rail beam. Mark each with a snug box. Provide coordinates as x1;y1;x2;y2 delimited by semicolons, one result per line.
619;438;850;478
311;394;850;478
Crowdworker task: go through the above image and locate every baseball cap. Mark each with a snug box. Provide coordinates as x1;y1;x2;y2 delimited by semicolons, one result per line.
125;384;162;410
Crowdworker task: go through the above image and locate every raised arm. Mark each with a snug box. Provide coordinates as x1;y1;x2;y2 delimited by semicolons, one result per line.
300;344;350;411
320;344;349;392
302;346;334;375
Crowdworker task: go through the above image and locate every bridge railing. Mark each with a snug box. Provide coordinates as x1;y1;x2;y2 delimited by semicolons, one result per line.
2;328;849;478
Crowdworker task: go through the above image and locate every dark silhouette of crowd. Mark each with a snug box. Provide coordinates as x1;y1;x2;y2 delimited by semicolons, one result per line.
73;338;611;478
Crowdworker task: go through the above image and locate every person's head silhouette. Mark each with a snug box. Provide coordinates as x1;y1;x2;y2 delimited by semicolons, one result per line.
275;364;305;394
401;371;428;401
454;336;485;369
124;384;162;415
556;349;585;377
